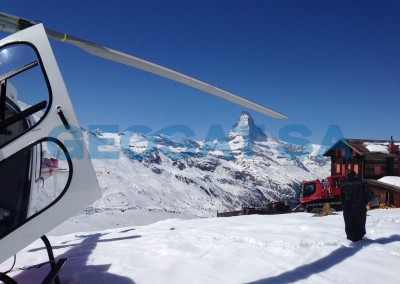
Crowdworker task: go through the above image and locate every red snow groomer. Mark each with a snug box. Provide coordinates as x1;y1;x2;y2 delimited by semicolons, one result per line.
299;175;345;212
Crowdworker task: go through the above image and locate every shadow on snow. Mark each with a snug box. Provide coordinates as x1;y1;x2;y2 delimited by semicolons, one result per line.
247;234;400;284
13;229;141;283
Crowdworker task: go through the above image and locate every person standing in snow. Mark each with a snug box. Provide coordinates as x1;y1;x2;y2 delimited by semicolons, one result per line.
340;169;372;242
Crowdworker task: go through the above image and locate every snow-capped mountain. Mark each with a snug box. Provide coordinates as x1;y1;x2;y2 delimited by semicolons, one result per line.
70;111;330;228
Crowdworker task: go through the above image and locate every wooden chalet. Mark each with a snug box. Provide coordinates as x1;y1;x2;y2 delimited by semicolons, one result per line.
363;179;400;208
323;138;400;207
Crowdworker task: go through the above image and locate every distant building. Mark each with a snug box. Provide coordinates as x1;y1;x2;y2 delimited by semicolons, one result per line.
323;138;400;207
323;138;400;179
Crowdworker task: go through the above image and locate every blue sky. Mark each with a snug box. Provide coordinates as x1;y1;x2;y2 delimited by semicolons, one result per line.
1;0;399;146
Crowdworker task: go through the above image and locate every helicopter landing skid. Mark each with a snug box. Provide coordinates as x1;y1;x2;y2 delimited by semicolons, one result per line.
0;235;67;284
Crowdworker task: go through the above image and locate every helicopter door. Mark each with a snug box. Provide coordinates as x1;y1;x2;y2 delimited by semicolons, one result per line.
0;24;101;263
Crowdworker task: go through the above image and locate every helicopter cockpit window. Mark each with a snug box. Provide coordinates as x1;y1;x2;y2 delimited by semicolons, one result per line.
0;139;71;239
0;43;50;148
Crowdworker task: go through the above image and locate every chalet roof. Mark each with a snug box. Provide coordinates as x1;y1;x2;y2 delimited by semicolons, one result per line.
323;139;400;157
363;179;400;194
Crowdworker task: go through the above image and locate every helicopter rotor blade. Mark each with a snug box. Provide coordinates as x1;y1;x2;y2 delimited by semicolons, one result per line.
0;12;287;119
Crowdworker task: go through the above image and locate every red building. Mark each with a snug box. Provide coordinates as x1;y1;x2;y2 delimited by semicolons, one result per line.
323;138;400;207
323;138;400;179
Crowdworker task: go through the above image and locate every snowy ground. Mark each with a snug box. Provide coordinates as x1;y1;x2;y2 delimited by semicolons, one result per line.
1;209;399;284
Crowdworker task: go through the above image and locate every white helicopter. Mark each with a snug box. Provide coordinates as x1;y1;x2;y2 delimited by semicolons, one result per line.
0;12;286;283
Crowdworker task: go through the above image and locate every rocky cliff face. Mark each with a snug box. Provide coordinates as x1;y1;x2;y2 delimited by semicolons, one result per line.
85;111;330;218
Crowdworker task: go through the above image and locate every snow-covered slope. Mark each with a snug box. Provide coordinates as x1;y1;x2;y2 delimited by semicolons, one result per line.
3;209;400;284
60;111;330;231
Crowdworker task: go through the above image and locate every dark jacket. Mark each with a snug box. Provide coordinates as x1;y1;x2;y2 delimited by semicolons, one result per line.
340;177;372;211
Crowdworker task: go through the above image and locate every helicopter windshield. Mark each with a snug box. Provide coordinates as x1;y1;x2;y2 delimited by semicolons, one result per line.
0;24;101;263
0;139;71;239
0;43;50;148
0;43;58;239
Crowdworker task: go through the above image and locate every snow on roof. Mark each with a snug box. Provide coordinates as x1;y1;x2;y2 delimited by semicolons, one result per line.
378;176;400;187
364;143;389;154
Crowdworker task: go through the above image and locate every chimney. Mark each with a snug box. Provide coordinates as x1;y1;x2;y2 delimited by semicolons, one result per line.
389;136;399;154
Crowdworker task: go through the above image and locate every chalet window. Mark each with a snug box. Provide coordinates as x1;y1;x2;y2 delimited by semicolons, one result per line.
352;150;357;157
354;164;359;174
341;164;346;174
341;149;346;157
374;165;382;175
336;164;341;174
394;159;399;175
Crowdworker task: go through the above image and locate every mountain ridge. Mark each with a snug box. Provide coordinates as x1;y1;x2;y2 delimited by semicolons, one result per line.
75;112;330;226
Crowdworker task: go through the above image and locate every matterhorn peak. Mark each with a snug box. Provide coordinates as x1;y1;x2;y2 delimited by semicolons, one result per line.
229;111;267;141
236;111;255;127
